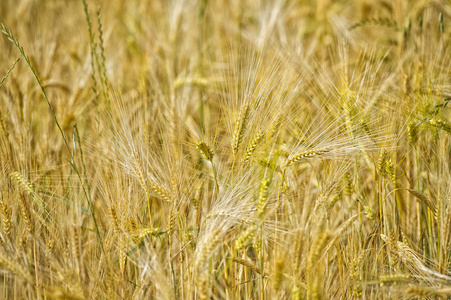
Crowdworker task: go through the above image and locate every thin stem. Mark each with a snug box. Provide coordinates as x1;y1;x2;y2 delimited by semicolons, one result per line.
211;161;219;196
1;24;103;250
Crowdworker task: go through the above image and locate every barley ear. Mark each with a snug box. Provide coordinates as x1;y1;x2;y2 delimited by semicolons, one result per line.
286;148;330;167
244;129;264;163
232;102;251;157
18;193;34;234
0;202;11;239
257;179;270;218
407;189;437;215
196;141;214;161
235;224;257;250
428;118;451;134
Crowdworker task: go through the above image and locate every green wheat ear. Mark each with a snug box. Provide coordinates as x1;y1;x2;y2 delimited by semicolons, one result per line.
0;57;20;89
81;0;99;102
349;17;398;31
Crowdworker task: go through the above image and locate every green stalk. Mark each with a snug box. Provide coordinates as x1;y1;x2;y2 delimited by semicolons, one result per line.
198;0;208;134
1;24;103;250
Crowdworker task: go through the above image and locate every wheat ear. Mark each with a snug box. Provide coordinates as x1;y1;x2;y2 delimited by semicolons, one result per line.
0;202;11;239
286;148;330;167
244;129;264;163
232;102;251;157
131;151;153;226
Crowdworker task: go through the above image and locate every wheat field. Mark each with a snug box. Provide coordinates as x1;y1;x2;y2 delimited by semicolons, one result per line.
1;0;451;299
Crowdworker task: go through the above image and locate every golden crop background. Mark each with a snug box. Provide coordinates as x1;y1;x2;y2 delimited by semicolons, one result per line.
1;0;451;299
